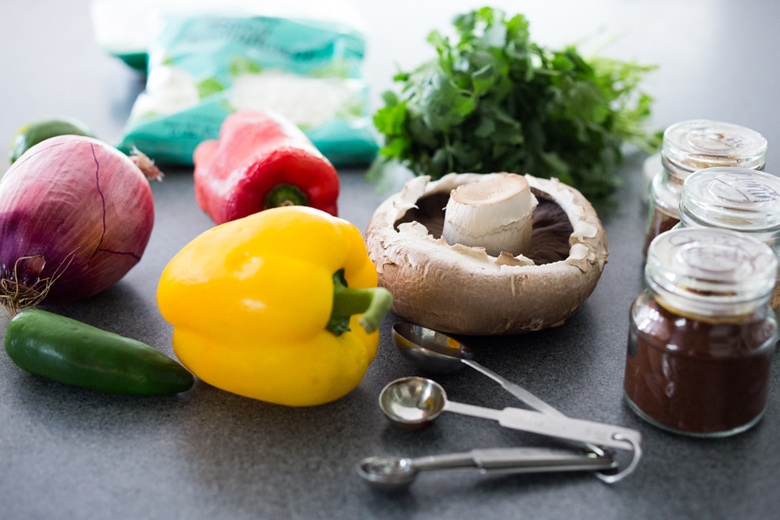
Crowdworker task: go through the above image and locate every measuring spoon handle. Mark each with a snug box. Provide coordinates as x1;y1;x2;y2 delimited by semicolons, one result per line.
461;359;564;417
460;360;610;461
413;447;615;474
501;408;640;451
444;401;641;452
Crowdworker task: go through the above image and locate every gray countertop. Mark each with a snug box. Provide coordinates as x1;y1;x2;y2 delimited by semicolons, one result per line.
2;1;780;519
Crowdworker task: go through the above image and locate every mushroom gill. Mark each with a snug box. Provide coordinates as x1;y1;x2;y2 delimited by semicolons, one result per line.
394;189;573;265
366;173;608;336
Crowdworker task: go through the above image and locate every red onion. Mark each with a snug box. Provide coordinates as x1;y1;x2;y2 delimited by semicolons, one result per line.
0;135;160;312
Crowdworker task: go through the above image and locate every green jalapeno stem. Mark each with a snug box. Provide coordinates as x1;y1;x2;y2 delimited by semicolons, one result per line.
327;269;393;336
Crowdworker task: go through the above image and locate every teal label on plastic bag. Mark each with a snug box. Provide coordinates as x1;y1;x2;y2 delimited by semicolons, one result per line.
118;14;378;166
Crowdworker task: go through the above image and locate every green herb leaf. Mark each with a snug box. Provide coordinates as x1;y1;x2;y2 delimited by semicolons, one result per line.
371;7;661;200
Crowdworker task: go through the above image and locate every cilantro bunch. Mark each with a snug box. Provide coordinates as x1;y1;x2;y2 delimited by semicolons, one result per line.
372;7;662;199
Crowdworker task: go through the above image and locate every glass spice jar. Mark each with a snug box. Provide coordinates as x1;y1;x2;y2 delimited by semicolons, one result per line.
624;227;779;437
679;166;780;309
642;119;767;256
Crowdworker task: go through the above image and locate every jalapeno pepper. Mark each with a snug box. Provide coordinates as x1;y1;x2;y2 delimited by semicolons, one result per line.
4;309;194;396
193;110;340;225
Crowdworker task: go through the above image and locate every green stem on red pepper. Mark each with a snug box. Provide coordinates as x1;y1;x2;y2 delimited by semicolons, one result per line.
264;184;309;209
193;111;340;225
328;269;393;336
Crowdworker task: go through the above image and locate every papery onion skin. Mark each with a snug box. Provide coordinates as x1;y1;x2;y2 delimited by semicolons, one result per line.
0;135;156;310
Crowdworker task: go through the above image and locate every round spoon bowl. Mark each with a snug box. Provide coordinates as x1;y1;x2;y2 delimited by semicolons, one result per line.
357;456;417;491
379;376;448;430
392;322;474;374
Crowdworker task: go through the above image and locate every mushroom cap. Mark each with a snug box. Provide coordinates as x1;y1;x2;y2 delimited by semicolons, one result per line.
365;173;609;336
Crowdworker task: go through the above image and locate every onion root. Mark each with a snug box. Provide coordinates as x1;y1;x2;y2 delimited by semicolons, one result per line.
0;254;73;316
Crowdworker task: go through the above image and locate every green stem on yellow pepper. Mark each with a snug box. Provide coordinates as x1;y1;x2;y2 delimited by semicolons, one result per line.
328;269;393;336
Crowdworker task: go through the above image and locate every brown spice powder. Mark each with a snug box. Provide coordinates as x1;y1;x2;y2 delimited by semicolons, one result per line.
624;296;776;435
642;205;679;257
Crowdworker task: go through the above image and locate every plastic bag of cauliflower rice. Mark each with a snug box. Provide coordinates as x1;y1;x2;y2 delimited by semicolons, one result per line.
112;9;378;166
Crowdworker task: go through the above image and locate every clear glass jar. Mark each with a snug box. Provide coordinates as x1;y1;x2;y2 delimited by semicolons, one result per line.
679;166;780;309
642;119;767;256
625;227;778;437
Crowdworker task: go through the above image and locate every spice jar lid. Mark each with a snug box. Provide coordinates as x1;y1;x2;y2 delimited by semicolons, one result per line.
646;228;777;317
681;167;780;232
662;119;767;176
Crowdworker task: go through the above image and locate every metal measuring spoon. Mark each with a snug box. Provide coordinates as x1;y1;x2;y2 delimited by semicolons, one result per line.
379;377;641;452
392;322;562;416
389;326;643;483
357;446;617;492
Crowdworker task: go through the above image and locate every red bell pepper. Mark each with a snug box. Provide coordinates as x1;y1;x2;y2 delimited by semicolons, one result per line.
193;110;340;224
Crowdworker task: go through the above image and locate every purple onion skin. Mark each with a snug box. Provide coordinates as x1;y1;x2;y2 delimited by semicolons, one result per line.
0;135;155;307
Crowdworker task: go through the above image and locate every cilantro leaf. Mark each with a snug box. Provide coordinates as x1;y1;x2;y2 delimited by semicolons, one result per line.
371;7;661;200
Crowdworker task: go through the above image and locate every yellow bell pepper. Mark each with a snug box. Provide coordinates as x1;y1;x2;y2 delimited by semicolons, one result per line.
156;206;393;406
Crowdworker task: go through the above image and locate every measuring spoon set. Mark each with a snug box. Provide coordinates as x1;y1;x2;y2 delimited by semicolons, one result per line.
357;323;642;491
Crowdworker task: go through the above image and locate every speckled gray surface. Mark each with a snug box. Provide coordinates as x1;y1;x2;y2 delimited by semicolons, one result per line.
3;1;780;519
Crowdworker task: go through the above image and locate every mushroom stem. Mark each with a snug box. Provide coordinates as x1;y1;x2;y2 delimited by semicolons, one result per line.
441;173;538;256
